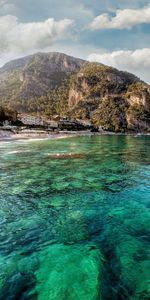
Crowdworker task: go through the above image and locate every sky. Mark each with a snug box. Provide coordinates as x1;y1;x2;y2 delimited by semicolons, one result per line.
0;0;150;82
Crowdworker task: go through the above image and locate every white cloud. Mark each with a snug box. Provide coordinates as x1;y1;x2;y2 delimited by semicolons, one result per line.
88;48;150;83
55;3;94;23
0;15;74;54
89;3;150;30
0;0;16;14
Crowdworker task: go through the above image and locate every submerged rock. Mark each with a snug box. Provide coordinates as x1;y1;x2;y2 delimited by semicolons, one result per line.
35;243;103;300
0;271;37;300
48;152;86;159
116;237;150;300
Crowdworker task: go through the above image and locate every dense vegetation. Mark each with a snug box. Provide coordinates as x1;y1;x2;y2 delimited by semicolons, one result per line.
0;52;84;117
91;97;128;132
9;79;70;118
69;63;150;132
0;106;18;124
0;52;150;132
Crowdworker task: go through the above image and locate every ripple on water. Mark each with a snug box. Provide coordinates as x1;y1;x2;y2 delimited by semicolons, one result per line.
0;135;150;300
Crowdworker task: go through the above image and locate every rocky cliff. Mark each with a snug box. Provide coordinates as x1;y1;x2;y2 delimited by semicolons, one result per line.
68;63;150;132
0;52;85;108
0;52;150;132
0;106;18;125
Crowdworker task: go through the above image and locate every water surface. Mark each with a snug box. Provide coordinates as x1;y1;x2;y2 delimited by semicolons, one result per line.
0;135;150;299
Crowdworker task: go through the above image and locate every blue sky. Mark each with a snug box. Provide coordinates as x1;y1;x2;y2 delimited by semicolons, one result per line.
0;0;150;82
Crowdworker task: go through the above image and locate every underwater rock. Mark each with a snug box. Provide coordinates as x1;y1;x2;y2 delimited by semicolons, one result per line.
35;243;103;300
48;152;86;159
1;135;150;300
0;271;36;300
116;237;150;300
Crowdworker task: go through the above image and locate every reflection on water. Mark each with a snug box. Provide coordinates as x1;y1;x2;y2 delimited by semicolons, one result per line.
0;135;150;300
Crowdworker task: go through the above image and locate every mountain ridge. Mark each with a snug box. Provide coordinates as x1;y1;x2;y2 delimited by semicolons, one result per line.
0;52;150;132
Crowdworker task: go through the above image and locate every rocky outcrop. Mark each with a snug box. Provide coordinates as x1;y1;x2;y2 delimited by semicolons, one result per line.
58;119;95;131
126;82;150;109
0;53;150;132
0;52;85;105
69;76;90;108
0;106;18;124
68;64;150;132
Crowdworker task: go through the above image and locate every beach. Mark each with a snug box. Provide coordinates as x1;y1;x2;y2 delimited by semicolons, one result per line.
0;128;99;142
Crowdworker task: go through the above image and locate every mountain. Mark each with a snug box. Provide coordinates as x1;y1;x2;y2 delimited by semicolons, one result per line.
0;52;150;132
0;52;85;111
68;63;150;132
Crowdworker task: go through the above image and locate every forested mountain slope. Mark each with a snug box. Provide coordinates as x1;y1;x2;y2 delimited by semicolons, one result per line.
0;52;150;132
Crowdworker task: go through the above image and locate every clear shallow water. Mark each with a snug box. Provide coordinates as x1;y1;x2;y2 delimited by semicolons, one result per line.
0;135;150;300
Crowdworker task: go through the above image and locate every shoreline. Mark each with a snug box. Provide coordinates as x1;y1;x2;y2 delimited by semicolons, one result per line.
0;129;150;142
0;130;99;142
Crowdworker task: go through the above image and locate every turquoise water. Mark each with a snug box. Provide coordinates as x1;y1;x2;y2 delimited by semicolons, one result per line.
0;135;150;300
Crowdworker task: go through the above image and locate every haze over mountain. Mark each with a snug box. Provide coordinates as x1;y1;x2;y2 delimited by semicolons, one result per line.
0;52;150;132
